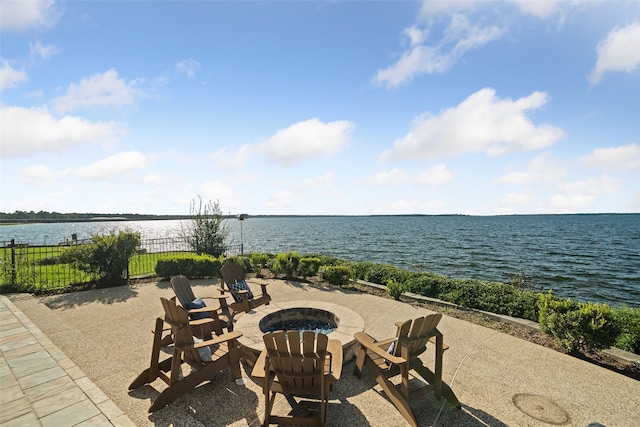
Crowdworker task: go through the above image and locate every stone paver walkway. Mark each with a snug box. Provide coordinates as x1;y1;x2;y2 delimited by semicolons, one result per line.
0;295;134;427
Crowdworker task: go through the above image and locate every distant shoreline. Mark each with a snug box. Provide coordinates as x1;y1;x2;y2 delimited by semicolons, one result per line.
0;212;637;226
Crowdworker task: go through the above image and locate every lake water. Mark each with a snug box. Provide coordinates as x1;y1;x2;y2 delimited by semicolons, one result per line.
2;214;639;308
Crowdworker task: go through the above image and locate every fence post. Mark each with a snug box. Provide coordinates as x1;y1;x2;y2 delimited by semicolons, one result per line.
10;239;16;285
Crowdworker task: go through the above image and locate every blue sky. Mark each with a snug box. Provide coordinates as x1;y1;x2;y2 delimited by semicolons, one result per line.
1;0;639;216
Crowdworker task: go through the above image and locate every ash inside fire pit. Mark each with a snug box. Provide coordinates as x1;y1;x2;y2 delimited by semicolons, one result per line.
260;307;338;335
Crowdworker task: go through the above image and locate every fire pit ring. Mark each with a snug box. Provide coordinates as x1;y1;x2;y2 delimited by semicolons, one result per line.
234;300;365;364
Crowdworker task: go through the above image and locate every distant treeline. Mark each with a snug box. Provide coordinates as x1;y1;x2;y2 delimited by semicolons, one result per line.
0;211;191;223
1;211;470;224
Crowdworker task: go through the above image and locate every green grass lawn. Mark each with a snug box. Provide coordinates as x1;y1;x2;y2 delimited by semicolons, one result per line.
1;246;178;292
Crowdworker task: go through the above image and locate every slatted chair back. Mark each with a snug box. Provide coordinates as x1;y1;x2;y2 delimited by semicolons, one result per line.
220;262;245;285
160;297;201;365
395;313;442;360
170;275;197;308
219;262;272;314
264;330;328;396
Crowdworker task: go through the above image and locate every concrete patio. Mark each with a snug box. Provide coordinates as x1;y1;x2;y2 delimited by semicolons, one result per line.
2;278;639;426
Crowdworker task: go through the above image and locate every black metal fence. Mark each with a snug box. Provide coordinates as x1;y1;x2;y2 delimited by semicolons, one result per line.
0;237;243;292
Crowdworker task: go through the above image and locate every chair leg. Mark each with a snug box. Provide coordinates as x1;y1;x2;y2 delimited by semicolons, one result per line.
363;358;418;427
149;356;233;412
129;318;166;389
228;341;243;380
353;345;365;378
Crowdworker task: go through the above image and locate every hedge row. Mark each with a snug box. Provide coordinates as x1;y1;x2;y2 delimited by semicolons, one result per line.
155;253;639;355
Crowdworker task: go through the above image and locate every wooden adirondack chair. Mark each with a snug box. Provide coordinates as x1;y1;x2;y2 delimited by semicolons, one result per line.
219;262;271;314
129;297;244;412
171;275;233;333
354;314;460;427
251;330;343;427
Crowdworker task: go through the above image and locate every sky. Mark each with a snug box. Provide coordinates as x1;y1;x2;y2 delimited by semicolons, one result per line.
1;0;639;216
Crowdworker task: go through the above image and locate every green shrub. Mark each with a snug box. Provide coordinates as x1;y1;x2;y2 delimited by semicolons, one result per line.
249;253;271;271
404;272;448;298
349;261;409;285
612;305;640;354
322;265;353;286
298;257;321;278
155;254;222;279
430;278;538;320
538;290;620;354
60;230;140;285
386;279;404;300
271;251;300;278
309;254;343;267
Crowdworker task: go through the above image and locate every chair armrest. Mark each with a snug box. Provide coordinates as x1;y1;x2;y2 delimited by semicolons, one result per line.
188;317;218;328
248;280;269;286
202;292;229;301
251;349;268;379
194;330;244;348
428;336;449;351
354;332;406;365
326;339;343;382
186;306;218;315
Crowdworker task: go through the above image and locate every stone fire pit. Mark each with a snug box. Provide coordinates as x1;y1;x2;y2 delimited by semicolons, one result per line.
234;300;365;364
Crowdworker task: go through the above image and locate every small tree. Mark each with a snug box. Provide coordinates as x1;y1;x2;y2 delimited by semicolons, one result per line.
183;197;229;257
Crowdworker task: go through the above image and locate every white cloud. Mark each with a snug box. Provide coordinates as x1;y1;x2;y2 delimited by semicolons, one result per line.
51;69;142;113
404;26;429;46
420;0;560;19
176;58;201;78
199;180;235;202
74;151;147;180
499;191;537;208
381;88;564;161
556;174;621;196
546;193;596;212
494;153;567;184
580;143;640;171
296;172;336;190
509;0;560;18
419;1;476;17
384;0;568;88
369;169;412;185
30;40;60;62
589;22;640;85
209;144;252;171
415;164;454;185
369;164;453;186
373;14;503;88
260;118;354;167
0;0;58;31
140;173;162;184
0;61;28;91
265;189;298;209
17;165;72;187
0;105;125;158
546;174;622;212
